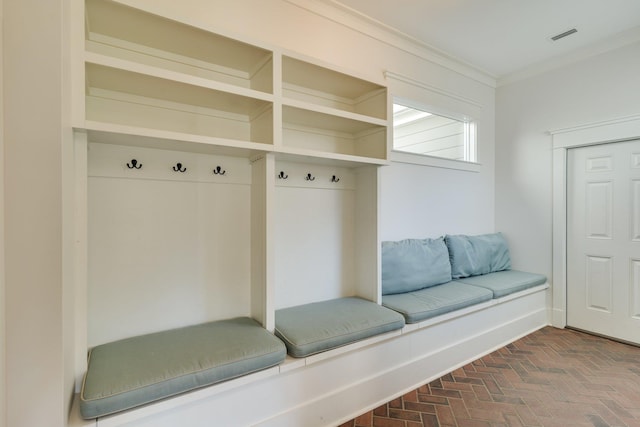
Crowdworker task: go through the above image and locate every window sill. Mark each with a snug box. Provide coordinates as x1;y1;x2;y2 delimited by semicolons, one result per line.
390;151;481;172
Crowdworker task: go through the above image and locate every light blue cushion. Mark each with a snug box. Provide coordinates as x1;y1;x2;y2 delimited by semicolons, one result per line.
382;281;493;324
382;237;452;295
445;233;511;279
80;317;286;419
455;270;547;298
274;297;405;358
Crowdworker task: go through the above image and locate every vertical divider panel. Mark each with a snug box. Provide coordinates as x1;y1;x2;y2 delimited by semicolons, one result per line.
272;52;283;149
355;165;381;303
70;0;86;127
73;130;89;390
251;153;276;331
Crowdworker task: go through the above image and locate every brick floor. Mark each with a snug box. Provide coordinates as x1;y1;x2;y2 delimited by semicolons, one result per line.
339;327;640;427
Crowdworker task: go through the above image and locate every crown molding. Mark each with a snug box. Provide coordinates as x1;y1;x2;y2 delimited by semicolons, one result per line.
282;0;497;89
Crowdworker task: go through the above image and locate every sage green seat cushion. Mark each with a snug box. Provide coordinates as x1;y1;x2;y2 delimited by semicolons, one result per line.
80;317;286;419
274;297;405;358
382;281;493;324
455;270;547;298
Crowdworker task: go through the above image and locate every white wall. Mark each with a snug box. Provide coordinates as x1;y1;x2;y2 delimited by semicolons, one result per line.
4;0;68;426
380;161;494;240
496;41;640;278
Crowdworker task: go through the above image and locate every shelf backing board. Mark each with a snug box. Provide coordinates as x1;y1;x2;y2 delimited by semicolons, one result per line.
85;63;274;144
282;55;386;119
282;106;387;159
273;161;361;309
86;142;253;346
85;0;273;93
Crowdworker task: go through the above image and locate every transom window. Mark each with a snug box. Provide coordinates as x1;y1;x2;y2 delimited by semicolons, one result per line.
392;103;476;162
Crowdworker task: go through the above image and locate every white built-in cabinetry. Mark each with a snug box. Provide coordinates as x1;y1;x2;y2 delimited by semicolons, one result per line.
74;0;389;383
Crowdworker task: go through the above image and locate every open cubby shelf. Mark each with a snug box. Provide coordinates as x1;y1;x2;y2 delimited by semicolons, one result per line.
85;0;274;93
282;55;387;120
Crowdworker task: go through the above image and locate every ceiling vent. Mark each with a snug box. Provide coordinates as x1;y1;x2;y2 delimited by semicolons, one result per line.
551;28;578;41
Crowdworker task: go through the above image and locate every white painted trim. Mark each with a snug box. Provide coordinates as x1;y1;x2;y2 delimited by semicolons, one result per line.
385;71;484;109
282;0;497;88
391;151;482;173
550;114;640;148
73;131;88;390
551;114;640;328
0;0;6;423
552;148;567;328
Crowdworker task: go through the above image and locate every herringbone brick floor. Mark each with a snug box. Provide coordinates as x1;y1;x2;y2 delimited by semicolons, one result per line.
339;326;640;427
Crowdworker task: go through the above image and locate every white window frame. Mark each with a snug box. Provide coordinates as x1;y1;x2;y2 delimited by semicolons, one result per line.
391;97;480;173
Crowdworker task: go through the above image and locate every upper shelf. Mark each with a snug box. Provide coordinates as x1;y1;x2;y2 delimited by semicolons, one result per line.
80;0;390;166
85;0;273;93
85;63;274;145
282;56;387;121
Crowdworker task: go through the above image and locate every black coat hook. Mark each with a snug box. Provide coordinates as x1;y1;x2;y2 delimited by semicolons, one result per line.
305;173;315;181
173;162;187;172
126;159;142;169
213;166;226;175
331;175;340;183
278;171;288;179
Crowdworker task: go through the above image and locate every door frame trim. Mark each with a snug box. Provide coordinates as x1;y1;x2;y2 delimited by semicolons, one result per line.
550;114;640;327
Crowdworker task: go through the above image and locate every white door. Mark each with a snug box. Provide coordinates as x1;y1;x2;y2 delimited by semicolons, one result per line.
567;139;640;344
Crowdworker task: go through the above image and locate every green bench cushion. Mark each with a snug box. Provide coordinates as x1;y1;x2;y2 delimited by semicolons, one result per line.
445;233;511;279
381;237;452;295
454;270;547;298
274;297;406;358
80;317;286;419
382;281;493;324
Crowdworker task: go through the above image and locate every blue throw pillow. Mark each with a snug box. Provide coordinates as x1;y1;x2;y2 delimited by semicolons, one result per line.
445;233;511;279
381;237;452;295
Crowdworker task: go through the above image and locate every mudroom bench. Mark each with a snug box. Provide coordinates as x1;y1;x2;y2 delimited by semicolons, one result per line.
381;233;548;325
73;233;548;425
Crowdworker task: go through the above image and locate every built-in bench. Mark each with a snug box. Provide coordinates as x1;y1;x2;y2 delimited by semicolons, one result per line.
79;317;286;419
381;233;547;324
78;233;547;421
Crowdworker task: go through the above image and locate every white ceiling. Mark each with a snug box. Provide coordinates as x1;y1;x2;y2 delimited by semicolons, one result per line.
331;0;640;80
